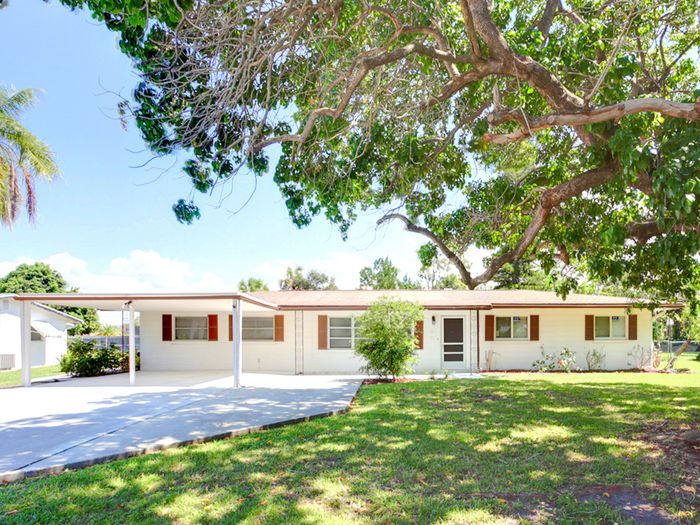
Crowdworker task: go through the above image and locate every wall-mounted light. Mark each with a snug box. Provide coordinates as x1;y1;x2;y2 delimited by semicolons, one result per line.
431;315;436;325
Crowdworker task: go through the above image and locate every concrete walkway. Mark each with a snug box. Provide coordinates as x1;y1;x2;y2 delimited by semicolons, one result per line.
0;372;363;481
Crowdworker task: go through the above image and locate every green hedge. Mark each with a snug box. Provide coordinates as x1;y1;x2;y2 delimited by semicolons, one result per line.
60;339;139;377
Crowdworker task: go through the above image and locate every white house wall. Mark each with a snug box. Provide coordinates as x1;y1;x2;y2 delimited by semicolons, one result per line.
300;310;365;374
139;311;295;372
137;306;654;374
479;307;653;371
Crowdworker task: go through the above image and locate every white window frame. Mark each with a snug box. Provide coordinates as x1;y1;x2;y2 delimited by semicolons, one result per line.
594;315;627;340
328;316;361;350
242;316;275;341
494;315;529;340
174;315;209;341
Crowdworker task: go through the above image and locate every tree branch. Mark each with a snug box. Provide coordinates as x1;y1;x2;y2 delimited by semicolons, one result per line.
484;97;700;144
379;161;619;288
627;220;700;244
377;213;475;286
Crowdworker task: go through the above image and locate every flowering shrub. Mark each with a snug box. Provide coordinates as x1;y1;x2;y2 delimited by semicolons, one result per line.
533;347;579;372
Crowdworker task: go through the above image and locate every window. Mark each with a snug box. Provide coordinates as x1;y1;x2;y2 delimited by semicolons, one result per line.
242;317;274;340
594;316;626;339
174;316;208;340
495;316;528;339
30;329;43;341
329;317;361;349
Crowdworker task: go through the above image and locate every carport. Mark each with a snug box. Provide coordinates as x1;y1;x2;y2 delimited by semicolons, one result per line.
12;293;279;388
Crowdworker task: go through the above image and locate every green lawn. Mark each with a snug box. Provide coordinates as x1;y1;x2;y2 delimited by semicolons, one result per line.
0;365;63;388
0;369;698;524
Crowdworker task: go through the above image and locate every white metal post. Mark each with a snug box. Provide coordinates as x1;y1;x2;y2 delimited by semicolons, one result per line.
232;298;242;387
128;302;136;385
19;301;32;387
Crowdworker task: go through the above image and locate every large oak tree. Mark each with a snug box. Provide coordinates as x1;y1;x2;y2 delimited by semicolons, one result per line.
60;0;700;303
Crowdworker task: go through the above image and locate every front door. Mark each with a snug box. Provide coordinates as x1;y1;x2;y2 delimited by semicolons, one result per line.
442;317;466;369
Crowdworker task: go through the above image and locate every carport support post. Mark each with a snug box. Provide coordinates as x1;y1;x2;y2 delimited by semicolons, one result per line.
232;298;242;387
128;303;136;385
19;300;31;387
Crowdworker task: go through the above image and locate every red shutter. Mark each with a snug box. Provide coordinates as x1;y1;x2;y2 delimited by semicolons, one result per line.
318;315;328;350
585;315;594;340
162;314;173;341
274;315;285;342
628;314;637;340
208;314;218;342
415;320;424;350
228;314;233;341
530;315;539;341
484;315;494;341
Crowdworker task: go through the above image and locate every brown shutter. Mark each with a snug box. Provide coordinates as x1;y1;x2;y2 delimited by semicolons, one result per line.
162;314;173;341
318;315;328;350
274;315;285;342
585;315;594;340
530;315;539;341
628;314;637;340
415;320;424;350
484;315;495;341
208;314;218;342
228;314;233;341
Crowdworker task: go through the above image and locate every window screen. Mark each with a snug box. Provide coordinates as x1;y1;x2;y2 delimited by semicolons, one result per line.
174;316;208;340
242;317;274;340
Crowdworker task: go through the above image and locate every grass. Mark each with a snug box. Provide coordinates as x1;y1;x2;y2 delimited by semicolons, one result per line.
0;368;698;524
0;365;63;388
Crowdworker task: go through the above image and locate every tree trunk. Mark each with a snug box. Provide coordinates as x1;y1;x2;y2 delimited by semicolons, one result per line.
664;338;691;370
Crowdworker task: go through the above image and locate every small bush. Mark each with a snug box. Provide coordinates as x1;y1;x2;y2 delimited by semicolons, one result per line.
585;348;606;371
354;296;424;379
60;339;124;377
533;347;579;372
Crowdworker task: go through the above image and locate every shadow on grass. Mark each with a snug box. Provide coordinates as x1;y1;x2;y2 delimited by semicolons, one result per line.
0;377;697;524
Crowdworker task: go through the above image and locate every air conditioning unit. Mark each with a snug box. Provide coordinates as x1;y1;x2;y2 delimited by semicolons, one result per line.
0;354;16;370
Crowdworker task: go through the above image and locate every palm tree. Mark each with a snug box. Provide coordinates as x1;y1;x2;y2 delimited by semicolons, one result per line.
0;86;60;228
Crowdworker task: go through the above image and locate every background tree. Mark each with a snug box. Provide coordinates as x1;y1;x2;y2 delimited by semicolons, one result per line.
238;277;269;292
418;255;467;289
360;257;401;290
58;0;700;305
354;297;424;379
491;260;552;291
0;86;59;227
0;262;99;335
279;266;337;291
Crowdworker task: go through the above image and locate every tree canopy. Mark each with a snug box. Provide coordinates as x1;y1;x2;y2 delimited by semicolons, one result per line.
0;262;99;335
0;86;59;227
58;0;700;305
279;266;337;290
237;277;269;292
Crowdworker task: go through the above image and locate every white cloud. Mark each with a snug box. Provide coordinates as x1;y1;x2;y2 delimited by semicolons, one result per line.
0;250;233;294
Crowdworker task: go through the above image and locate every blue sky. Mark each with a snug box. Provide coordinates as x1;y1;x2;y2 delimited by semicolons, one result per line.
0;0;487;297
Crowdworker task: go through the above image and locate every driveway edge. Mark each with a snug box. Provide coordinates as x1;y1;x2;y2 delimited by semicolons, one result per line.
1;394;358;483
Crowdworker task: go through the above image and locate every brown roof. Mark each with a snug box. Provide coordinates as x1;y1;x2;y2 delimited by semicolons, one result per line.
249;289;670;310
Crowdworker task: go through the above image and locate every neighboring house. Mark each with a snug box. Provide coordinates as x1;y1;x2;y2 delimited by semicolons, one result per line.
0;294;82;369
10;290;677;376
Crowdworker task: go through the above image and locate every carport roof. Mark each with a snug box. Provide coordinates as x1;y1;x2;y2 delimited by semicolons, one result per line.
12;293;279;312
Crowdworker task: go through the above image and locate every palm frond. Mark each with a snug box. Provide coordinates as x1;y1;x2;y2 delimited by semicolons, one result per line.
0;86;40;120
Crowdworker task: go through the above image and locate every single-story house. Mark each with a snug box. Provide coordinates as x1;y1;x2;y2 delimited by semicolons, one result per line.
9;290;678;386
0;294;82;370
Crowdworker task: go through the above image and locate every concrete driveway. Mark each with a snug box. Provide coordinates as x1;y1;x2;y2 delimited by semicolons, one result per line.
0;372;363;481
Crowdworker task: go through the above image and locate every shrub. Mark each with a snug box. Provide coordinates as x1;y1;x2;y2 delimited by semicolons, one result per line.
533;347;579;372
585;348;606;371
60;339;124;377
354;296;424;379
